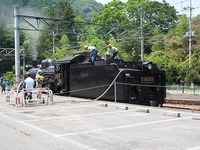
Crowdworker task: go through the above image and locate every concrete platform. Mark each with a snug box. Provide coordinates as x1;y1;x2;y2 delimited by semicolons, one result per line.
0;93;200;150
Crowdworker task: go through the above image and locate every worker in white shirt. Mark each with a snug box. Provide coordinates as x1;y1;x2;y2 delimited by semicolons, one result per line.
84;45;98;65
107;44;120;61
24;72;35;100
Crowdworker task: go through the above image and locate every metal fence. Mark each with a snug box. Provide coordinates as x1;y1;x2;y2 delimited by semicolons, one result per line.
166;85;200;95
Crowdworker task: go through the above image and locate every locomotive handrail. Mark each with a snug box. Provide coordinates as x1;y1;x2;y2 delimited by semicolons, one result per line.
68;84;110;93
116;82;166;88
58;82;166;95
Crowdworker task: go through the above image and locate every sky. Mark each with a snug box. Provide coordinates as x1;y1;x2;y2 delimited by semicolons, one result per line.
95;0;200;17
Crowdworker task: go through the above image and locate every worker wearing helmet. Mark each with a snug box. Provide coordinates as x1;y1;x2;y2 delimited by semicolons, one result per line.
36;71;44;99
107;44;120;61
35;70;41;87
84;45;98;65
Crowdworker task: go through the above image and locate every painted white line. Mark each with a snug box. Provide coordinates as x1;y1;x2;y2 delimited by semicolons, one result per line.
20;121;94;149
0;113;94;150
0;104;98;114
56;117;192;137
20;109;138;122
0;114;55;136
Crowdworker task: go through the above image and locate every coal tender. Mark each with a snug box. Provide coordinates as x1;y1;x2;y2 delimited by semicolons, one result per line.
53;52;166;106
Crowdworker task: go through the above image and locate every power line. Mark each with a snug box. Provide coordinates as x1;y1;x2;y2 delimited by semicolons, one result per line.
171;0;190;6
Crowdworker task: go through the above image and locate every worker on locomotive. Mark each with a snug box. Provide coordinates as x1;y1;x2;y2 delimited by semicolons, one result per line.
84;45;98;65
107;44;120;61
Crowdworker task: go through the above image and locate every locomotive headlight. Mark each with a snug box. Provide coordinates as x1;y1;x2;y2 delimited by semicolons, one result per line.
147;63;152;70
156;87;160;91
142;62;153;70
137;87;142;92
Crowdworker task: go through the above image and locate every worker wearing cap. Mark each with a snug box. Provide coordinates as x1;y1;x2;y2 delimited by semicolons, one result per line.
107;44;120;61
84;45;98;65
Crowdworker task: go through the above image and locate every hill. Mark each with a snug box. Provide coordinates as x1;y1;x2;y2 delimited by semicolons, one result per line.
0;0;102;22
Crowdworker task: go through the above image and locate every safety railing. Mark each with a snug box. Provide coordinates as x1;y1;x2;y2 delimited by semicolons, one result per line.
22;88;53;107
5;87;53;107
166;85;200;95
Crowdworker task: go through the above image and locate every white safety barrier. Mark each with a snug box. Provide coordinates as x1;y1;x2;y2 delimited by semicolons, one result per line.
15;91;23;107
22;88;53;107
5;88;53;107
5;94;10;104
5;90;23;107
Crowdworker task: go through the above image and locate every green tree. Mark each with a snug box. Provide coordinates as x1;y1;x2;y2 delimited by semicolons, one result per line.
71;0;102;22
125;0;177;55
126;0;177;31
93;0;128;25
0;17;9;47
45;0;75;20
52;34;71;59
38;0;76;60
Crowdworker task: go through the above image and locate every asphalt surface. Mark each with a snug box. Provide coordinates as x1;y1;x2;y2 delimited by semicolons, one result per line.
0;92;200;150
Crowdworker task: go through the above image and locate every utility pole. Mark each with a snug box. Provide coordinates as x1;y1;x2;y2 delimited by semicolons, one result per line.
140;8;144;62
184;0;196;86
14;6;20;87
188;0;193;68
184;0;195;68
52;30;56;54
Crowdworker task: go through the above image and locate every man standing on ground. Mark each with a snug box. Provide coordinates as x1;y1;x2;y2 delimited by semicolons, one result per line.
36;71;44;99
24;72;35;100
1;73;6;94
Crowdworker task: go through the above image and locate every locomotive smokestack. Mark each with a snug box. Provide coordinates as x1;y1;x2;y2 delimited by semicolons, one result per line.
32;60;37;68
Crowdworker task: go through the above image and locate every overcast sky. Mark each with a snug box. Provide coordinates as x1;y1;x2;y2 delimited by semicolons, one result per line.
95;0;199;17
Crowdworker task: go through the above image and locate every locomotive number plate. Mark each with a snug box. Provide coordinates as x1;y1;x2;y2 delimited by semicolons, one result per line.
141;76;154;84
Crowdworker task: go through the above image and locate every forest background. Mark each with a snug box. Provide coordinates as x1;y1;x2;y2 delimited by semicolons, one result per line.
0;0;199;85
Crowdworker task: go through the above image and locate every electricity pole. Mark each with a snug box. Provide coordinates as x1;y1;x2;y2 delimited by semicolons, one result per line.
140;8;144;62
52;30;56;54
14;6;20;87
188;0;192;68
184;0;196;86
184;0;195;68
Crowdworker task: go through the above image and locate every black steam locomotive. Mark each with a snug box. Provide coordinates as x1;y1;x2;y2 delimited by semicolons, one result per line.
28;52;166;106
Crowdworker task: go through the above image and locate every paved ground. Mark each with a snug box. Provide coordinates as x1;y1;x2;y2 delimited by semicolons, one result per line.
0;92;200;150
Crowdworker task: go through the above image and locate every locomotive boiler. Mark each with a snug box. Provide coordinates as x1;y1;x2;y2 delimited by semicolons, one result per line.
50;52;166;106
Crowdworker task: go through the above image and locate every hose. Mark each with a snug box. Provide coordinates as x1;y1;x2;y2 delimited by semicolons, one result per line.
94;68;137;101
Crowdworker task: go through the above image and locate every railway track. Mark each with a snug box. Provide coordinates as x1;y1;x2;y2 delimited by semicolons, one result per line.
163;93;200;111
